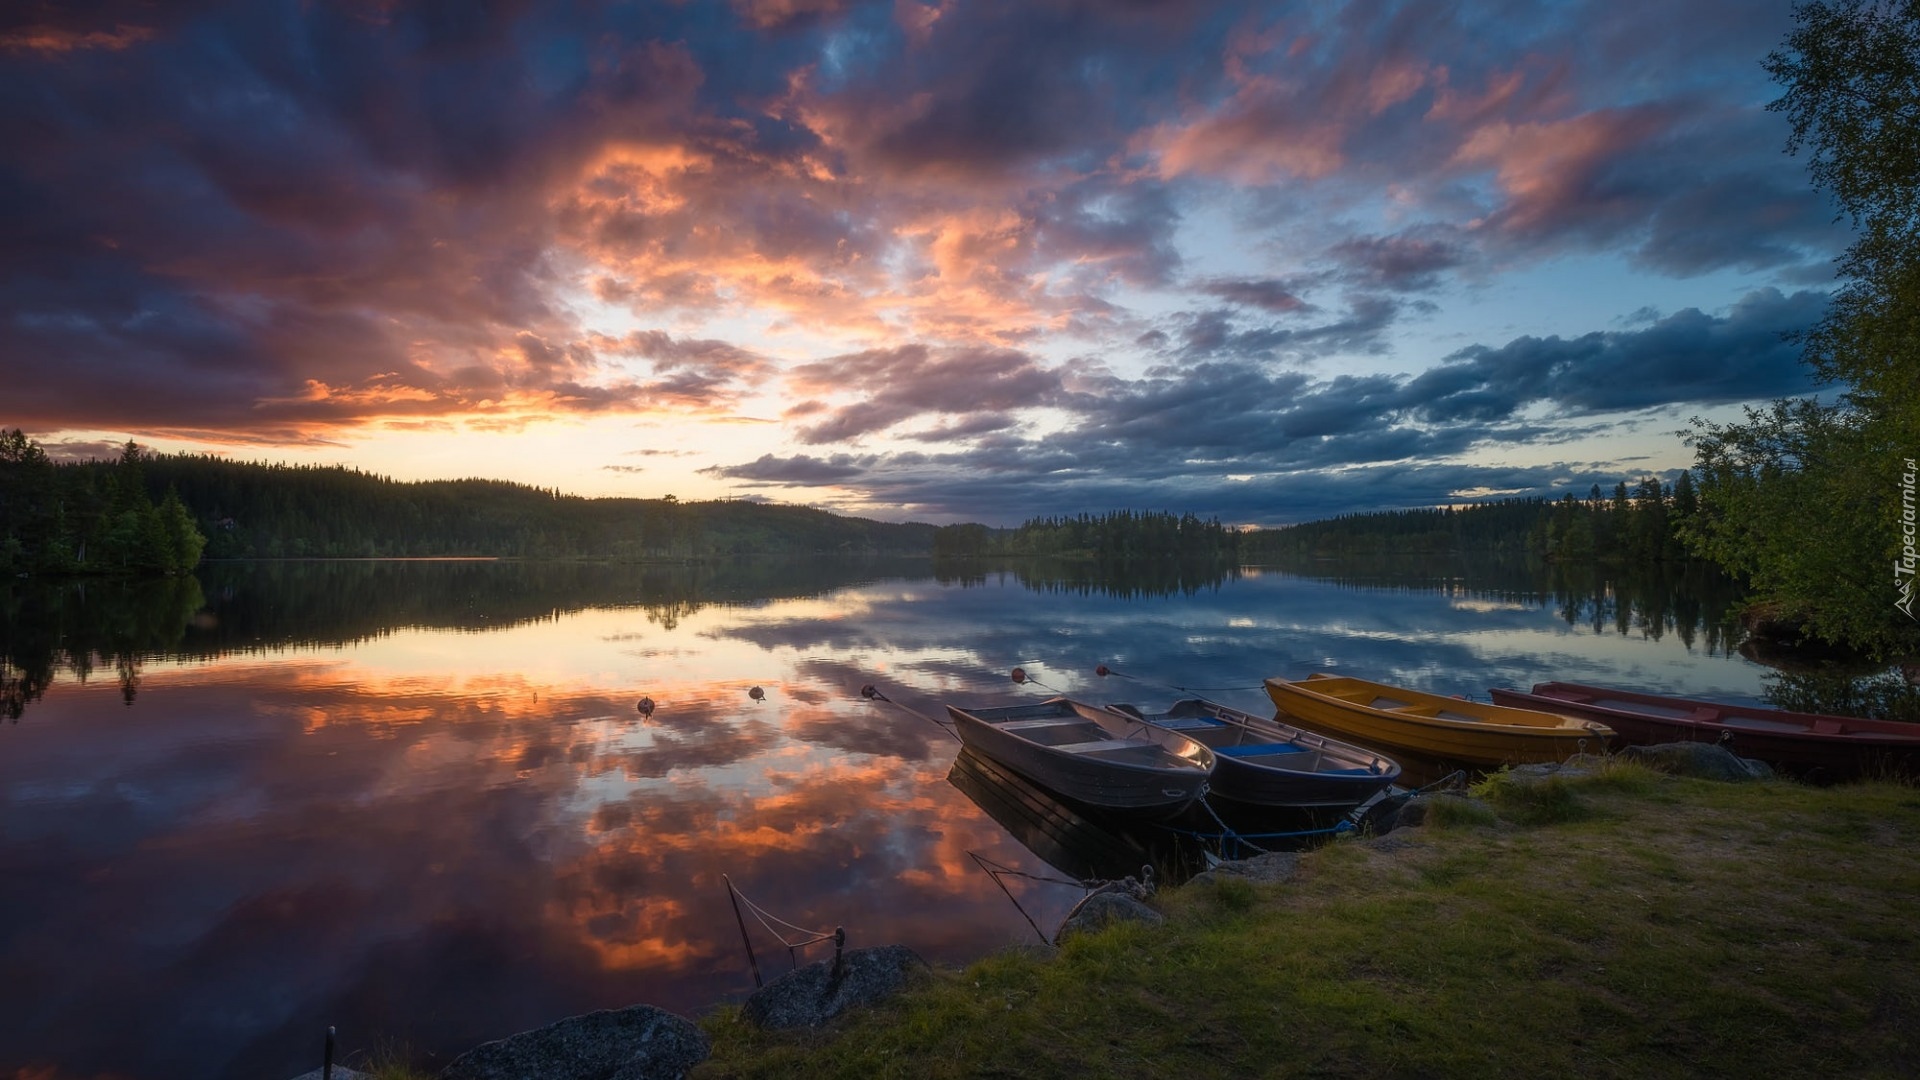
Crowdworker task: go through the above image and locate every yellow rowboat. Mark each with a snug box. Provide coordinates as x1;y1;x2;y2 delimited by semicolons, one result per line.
1264;674;1613;766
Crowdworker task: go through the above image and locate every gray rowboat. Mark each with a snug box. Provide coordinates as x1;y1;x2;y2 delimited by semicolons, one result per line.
945;697;1214;815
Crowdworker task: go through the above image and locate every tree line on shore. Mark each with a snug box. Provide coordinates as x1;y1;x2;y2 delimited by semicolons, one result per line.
932;510;1241;563
0;432;206;576
1242;474;1701;565
0;440;935;568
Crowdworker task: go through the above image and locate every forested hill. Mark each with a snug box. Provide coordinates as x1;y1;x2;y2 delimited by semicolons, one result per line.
139;453;934;559
0;432;933;564
5;428;1704;570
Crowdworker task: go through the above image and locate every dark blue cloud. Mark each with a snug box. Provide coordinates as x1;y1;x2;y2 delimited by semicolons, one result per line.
708;285;1824;522
1405;287;1826;422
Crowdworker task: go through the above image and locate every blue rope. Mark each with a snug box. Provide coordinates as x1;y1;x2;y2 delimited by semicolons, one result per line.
1144;814;1359;857
1158;821;1353;842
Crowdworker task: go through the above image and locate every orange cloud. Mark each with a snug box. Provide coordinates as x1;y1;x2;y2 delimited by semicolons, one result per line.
0;23;154;55
1451;106;1671;234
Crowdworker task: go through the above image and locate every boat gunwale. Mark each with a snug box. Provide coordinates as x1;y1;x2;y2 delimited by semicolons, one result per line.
1109;698;1401;782
1267;675;1612;740
946;698;1216;779
1506;682;1920;744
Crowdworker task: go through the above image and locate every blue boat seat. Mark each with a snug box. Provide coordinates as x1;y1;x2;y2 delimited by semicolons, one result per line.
1216;743;1308;758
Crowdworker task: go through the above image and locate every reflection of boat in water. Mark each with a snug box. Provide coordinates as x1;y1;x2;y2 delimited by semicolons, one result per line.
945;697;1213;815
948;744;1362;885
946;748;1168;883
1266;674;1612;766
1491;682;1920;781
1104;698;1399;814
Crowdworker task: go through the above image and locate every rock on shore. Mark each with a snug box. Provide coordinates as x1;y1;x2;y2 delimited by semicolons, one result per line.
741;944;924;1031
439;1004;709;1080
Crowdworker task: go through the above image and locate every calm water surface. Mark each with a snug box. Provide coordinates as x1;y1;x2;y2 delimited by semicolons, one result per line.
1;558;1763;1079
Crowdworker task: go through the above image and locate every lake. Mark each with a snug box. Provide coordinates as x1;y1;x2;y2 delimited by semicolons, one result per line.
1;556;1765;1079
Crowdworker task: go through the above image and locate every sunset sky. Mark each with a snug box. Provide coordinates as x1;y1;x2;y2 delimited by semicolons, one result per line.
1;0;1845;524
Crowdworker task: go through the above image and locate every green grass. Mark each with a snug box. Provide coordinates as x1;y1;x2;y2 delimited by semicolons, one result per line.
696;773;1920;1079
1421;791;1499;829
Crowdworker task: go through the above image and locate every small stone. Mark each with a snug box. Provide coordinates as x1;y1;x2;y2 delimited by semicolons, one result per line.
741;944;923;1031
1055;890;1163;944
439;1004;709;1080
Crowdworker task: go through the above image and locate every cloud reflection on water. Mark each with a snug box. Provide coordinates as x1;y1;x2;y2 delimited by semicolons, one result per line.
0;559;1759;1079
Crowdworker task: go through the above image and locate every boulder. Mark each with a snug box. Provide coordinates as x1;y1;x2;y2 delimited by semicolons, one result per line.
439;1005;709;1080
1054;890;1163;944
1386;794;1431;828
741;944;923;1031
1377;791;1492;831
1501;758;1605;783
1618;741;1773;782
1185;851;1300;890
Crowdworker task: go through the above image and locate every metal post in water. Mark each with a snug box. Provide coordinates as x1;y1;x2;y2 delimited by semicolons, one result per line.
831;926;846;980
323;1026;335;1080
723;874;764;988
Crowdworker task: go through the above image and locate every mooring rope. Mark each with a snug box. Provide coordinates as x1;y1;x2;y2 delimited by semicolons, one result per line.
1009;666;1065;694
1192;791;1275;857
724;875;843;978
860;684;962;741
1154;818;1356;857
968;851;1060;945
967;853;1163;946
968;851;1086;889
1094;663;1264;695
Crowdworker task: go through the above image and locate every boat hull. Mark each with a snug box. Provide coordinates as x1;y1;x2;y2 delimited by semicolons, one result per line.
1491;683;1920;781
1266;674;1610;766
946;699;1212;815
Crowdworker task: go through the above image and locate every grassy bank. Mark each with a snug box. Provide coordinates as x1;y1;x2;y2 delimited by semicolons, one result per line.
697;767;1920;1078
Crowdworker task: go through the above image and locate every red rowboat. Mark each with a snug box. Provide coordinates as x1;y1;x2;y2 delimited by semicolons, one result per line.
1490;681;1920;782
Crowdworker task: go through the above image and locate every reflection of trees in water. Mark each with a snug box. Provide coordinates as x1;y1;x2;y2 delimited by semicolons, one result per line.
186;557;929;647
1763;669;1920;722
0;557;930;721
1255;553;1746;656
932;557;1239;599
1543;561;1744;655
1;574;205;719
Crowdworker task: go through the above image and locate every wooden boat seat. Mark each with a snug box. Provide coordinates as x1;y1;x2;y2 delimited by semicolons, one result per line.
1053;738;1154;755
1434;709;1483;723
996;717;1092;731
1369;696;1413;710
1154;715;1227;731
1721;715;1811;733
1591;697;1696;719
